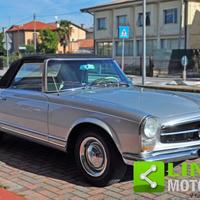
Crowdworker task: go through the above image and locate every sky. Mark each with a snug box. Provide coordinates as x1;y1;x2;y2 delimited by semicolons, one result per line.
0;0;110;30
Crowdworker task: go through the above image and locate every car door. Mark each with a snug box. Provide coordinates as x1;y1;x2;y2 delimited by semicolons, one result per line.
0;62;48;141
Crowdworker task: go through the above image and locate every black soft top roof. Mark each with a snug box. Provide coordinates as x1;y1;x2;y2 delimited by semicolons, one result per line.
0;54;111;88
22;54;110;62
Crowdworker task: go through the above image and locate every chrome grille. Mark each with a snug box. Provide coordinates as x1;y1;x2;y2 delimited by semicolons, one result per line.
160;121;200;143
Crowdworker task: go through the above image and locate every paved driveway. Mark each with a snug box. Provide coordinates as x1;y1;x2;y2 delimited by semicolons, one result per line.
0;134;198;200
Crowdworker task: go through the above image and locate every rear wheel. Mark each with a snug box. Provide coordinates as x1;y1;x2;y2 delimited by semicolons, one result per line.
74;128;127;186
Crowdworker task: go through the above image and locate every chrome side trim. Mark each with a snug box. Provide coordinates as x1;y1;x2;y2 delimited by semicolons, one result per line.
48;135;67;142
0;126;64;148
160;128;199;136
0;120;47;137
0;121;67;144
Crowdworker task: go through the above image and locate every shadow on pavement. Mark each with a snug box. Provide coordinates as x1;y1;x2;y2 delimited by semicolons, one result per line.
0;134;132;187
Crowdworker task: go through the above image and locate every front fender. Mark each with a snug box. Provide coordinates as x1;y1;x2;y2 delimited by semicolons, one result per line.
67;117;122;154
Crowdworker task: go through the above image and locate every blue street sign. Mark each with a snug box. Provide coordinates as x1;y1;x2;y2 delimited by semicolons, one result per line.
119;26;129;39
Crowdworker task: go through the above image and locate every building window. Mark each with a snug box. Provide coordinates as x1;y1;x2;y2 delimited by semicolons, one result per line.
116;41;133;56
137;40;157;56
97;18;106;30
164;8;178;24
137;12;151;27
27;39;32;45
97;42;113;56
117;15;128;27
161;39;180;50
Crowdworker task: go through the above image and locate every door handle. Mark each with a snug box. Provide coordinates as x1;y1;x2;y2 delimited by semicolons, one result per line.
0;97;7;101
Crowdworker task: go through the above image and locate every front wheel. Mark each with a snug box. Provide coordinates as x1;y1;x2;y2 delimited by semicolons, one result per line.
74;129;127;186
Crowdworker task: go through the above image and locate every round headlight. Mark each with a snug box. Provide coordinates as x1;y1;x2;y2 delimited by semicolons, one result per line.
143;117;160;139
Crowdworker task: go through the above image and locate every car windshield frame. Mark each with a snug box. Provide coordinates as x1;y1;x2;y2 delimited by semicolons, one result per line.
44;58;131;93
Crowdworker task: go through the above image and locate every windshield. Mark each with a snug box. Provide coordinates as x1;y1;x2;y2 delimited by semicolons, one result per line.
46;59;130;92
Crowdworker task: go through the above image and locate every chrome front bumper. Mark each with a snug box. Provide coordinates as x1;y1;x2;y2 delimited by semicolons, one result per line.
123;146;200;165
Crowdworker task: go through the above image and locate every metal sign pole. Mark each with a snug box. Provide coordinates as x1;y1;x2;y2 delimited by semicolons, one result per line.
183;64;186;81
5;33;9;68
122;38;125;71
2;29;11;68
142;0;147;85
181;55;188;81
33;13;37;53
119;26;129;72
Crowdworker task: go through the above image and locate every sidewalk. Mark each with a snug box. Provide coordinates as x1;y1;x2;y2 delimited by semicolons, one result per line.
129;75;200;93
0;134;198;200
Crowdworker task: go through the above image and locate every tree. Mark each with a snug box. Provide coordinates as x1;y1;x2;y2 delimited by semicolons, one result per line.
38;29;58;53
57;20;73;54
25;44;35;54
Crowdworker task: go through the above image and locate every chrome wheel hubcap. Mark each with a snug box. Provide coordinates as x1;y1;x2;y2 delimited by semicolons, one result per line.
80;137;107;177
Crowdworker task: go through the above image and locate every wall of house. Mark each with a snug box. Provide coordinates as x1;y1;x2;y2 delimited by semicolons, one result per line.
91;0;200;75
95;10;113;40
24;31;39;45
9;31;25;52
86;31;93;39
70;25;86;41
94;0;185;57
94;0;183;40
135;4;158;37
8;23;87;53
159;0;180;36
57;25;87;53
188;1;200;49
113;7;133;38
8;30;39;52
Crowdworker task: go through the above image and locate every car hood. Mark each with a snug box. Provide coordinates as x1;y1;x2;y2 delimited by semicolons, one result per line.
68;86;200;119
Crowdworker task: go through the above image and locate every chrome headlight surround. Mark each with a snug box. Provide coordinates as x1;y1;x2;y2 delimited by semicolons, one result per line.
142;117;160;139
140;116;160;152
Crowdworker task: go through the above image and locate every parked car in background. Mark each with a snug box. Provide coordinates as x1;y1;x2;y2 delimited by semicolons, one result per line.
0;54;200;186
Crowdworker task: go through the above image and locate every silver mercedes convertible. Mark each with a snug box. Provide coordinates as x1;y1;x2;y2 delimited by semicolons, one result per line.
0;54;200;186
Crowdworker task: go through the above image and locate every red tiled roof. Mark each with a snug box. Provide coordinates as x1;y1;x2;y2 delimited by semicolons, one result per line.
7;21;57;32
78;39;94;49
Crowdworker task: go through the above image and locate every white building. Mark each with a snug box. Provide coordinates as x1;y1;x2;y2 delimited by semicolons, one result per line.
81;0;200;72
